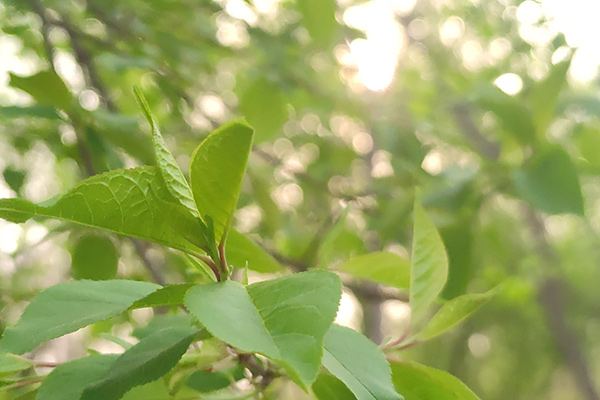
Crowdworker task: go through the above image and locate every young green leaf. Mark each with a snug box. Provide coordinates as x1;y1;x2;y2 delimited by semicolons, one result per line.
410;193;449;325
0;280;159;354
0;167;206;254
417;291;493;341
189;121;254;242
81;327;197;400
334;252;410;289
512;145;584;215
37;355;119;400
390;362;481;400
312;373;356;400
322;324;402;400
226;229;284;273
184;270;342;388
133;87;197;214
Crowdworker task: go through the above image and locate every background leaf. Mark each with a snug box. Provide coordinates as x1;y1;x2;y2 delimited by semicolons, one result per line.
334;252;410;289
226;230;284;273
390;362;481;400
410;193;449;324
238;78;288;143
81;327;197;400
9;70;72;110
185;270;342;387
37;355;119;400
512;145;584;215
312;373;357;400
322;324;402;400
70;234;118;280
0;280;159;354
189;121;254;241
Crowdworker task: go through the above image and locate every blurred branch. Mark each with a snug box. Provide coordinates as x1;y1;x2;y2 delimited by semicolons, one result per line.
29;0;55;69
452;103;501;160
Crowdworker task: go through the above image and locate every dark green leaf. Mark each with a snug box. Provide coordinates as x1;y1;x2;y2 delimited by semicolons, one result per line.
189;121;254;242
390;362;480;400
0;105;61;120
133;315;196;340
185;370;231;393
322;324;401;400
0;280;159;354
512;145;584;215
81;327;197;400
185;270;342;388
36;355;118;400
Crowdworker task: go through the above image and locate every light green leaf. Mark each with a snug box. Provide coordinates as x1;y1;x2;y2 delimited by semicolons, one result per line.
70;234;118;280
133;87;197;214
334;252;410;289
410;193;449;324
417;292;493;341
322;324;402;400
297;0;338;46
226;229;283;273
36;355;118;400
81;327;197;400
512;145;584;215
189;121;254;242
239;78;288;143
0;167;206;254
312;373;356;400
390;362;481;400
530;59;571;136
0;280;159;354
9;70;73;110
0;354;31;377
184;270;342;388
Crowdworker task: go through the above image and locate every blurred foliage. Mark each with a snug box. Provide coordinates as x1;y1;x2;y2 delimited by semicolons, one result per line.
0;0;599;399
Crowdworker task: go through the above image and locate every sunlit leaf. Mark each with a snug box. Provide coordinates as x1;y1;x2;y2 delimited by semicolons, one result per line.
239;78;287;143
530;59;571;136
226;229;284;273
297;0;338;46
334;252;410;289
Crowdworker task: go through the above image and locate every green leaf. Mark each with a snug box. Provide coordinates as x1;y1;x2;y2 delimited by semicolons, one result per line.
185;370;232;393
239;78;288;143
131;284;194;309
226;230;284;273
0;167;206;254
322;324;402;400
417;291;493;341
81;327;197;400
9;70;72;110
0;105;61;120
36;355;119;400
512;145;584;215
70;234;119;280
334;252;410;289
185;270;342;387
133;315;196;340
530;59;571;136
312;373;356;400
0;354;30;377
133;87;197;214
0;280;159;354
189;121;254;242
297;0;338;46
410;193;449;324
475;87;536;145
390;362;481;400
